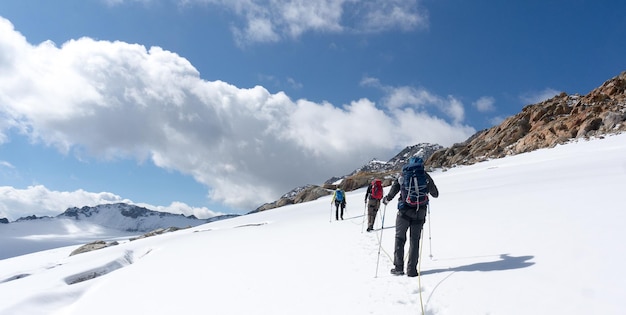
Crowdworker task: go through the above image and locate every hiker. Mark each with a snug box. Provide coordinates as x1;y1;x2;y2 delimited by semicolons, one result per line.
364;179;384;232
331;188;347;220
382;157;439;277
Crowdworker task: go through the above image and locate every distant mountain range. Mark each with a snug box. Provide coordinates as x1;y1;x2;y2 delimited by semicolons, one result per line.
2;203;238;232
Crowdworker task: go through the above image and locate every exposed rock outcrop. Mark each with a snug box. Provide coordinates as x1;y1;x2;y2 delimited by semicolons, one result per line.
254;185;331;212
428;71;626;168
70;240;119;256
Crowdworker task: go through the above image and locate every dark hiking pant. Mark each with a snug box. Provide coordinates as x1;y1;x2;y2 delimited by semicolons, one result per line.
335;201;345;220
367;198;381;229
393;205;427;275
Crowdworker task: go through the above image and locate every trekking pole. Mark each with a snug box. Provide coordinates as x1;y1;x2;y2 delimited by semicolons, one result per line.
329;203;333;223
428;204;433;260
375;203;388;278
361;201;367;233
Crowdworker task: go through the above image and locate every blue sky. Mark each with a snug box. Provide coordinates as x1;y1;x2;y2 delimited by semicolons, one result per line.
1;0;625;219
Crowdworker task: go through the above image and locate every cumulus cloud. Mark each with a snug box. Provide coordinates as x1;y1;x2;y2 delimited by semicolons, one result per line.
0;17;473;211
362;76;468;125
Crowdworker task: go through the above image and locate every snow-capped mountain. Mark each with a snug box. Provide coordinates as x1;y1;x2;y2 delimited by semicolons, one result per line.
0;203;238;259
58;203;230;232
6;203;237;233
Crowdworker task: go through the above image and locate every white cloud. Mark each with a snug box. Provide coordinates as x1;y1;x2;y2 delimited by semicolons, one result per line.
232;17;281;45
354;0;429;32
286;77;303;90
474;96;496;112
363;77;468;125
520;88;561;105
359;76;381;88
0;160;14;169
166;0;428;45
147;201;222;219
0;17;473;211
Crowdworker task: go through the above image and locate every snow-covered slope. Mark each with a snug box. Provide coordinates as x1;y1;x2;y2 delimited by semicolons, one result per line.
0;218;138;260
0;134;624;314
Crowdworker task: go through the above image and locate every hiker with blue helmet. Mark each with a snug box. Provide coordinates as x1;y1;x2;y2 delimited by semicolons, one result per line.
382;156;439;277
331;187;346;220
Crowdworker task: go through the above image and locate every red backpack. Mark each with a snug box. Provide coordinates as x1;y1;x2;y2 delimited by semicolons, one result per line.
371;179;383;200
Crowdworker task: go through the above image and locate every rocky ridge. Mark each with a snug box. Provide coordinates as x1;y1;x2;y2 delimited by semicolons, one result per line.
254;143;442;212
427;71;626;168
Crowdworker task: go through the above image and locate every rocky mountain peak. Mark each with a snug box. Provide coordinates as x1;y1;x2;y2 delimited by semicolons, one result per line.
427;71;626;168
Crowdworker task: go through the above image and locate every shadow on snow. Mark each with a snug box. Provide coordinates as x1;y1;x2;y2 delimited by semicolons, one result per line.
421;254;535;275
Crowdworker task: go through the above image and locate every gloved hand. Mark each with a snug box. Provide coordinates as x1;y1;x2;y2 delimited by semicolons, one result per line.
382;196;389;205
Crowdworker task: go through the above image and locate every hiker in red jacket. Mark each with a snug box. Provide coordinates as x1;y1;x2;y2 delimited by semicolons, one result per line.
364;179;384;232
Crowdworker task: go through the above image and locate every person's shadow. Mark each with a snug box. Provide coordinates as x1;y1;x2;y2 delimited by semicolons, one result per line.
421;254;534;275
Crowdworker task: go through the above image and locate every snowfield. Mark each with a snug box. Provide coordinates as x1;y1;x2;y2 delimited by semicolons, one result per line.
1;133;625;314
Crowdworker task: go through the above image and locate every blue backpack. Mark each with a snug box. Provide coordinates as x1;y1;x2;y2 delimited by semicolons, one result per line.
335;189;344;202
400;157;429;208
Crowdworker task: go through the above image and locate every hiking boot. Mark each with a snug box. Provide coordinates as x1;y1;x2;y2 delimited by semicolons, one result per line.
390;268;404;276
366;227;373;232
407;271;419;277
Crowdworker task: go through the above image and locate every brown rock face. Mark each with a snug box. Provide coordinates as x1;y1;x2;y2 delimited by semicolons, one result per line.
428;71;626;168
255;185;332;212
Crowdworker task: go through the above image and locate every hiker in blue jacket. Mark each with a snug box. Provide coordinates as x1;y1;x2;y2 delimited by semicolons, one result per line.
331;188;346;220
383;157;439;277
